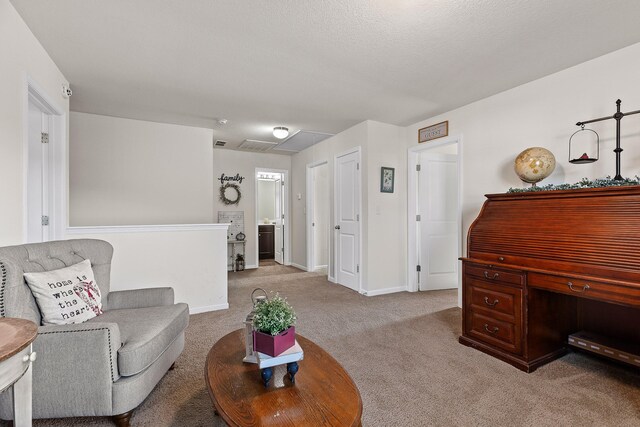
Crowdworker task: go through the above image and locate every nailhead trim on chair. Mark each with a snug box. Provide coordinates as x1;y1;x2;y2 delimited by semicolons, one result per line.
0;261;6;318
39;327;117;381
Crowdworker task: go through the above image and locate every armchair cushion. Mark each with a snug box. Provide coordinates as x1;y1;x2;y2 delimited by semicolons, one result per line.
105;287;174;311
89;303;189;376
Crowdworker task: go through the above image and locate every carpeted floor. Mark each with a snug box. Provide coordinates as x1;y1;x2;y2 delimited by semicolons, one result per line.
8;265;640;426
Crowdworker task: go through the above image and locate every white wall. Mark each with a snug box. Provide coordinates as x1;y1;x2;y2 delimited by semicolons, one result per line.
290;120;407;294
66;225;228;313
0;0;69;246
406;42;640;265
291;121;368;277
257;179;276;222
69;113;291;269
366;121;407;294
70;112;214;226
213;150;291;268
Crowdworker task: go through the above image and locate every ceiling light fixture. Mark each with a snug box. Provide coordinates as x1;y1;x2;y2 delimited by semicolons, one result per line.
273;126;289;139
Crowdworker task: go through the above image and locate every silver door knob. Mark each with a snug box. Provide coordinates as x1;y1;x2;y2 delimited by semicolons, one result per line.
335;225;341;230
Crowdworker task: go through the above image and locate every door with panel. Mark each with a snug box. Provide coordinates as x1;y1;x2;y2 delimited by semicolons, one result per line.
274;175;284;264
335;150;360;292
418;152;459;290
27;99;51;243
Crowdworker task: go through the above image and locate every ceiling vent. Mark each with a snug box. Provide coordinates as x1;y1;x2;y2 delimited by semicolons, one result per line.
272;130;333;153
214;140;227;147
238;139;279;152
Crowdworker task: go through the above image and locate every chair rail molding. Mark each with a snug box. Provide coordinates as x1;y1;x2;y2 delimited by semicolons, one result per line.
66;223;230;234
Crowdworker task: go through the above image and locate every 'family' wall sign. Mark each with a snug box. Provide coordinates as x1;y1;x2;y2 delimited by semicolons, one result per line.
218;173;245;205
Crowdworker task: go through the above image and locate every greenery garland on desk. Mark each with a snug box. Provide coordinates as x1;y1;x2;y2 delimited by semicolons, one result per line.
220;182;242;205
508;176;640;193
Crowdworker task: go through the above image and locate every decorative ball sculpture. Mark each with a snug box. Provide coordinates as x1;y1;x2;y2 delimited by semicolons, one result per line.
514;147;556;185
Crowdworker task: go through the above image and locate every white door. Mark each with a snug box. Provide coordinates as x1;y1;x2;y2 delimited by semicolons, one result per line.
26;99;50;243
418;152;458;290
313;164;329;270
274;175;284;264
335;150;360;291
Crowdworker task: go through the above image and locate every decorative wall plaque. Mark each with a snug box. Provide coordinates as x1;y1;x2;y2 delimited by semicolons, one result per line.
418;121;448;143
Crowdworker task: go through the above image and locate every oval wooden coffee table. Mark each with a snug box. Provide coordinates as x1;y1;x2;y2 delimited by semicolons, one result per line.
205;329;362;427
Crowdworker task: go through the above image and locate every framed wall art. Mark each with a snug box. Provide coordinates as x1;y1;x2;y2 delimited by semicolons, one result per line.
380;167;395;193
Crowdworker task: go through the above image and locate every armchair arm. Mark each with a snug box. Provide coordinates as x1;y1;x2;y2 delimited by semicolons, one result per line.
30;322;121;417
105;287;175;310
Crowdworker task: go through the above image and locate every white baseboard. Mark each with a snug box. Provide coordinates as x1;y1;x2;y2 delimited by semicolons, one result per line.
290;262;308;272
189;303;229;314
362;286;407;297
245;264;258;270
328;275;337;283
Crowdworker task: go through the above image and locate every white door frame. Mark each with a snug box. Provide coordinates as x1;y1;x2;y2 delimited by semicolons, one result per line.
23;76;67;242
306;159;329;273
407;136;463;301
334;147;363;294
254;168;291;267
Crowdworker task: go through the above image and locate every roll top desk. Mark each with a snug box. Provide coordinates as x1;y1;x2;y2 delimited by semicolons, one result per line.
460;186;640;372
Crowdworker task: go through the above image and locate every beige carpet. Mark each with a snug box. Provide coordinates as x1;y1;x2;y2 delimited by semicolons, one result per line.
5;265;640;426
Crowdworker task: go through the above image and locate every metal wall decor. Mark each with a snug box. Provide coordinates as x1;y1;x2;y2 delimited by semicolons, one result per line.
569;125;599;164
220;182;241;205
572;99;640;180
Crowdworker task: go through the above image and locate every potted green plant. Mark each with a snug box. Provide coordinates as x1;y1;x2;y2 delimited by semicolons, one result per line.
252;293;297;357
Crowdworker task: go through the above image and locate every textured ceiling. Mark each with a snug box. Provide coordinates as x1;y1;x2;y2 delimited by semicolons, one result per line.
11;0;640;151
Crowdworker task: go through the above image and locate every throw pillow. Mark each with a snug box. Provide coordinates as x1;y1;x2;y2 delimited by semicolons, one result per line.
23;259;103;325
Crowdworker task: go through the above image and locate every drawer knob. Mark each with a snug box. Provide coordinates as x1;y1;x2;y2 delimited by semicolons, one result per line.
498;257;505;262
22;352;37;363
483;297;499;307
568;282;590;293
484;271;500;280
483;324;499;334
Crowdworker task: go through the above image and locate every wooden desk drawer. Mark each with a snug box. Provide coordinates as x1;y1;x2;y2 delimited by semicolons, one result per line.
528;272;640;307
467;279;521;320
466;264;524;287
467;311;521;355
0;345;31;391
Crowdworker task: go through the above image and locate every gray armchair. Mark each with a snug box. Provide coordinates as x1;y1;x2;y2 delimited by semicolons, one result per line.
0;239;189;426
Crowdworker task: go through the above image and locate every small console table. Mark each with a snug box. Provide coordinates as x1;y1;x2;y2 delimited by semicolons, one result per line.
0;318;38;427
460;186;640;372
227;240;246;272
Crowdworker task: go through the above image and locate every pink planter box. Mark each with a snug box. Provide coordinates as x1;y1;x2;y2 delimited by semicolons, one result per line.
253;326;296;357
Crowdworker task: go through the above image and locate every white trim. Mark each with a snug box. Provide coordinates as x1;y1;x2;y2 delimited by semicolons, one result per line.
66;223;229;235
23;75;67;243
290;262;308;272
328;275;337;283
306;160;329;274
362;286;408;297
189;303;229;314
244;264;258;270
333;146;363;294
407;135;464;306
254;167;291;266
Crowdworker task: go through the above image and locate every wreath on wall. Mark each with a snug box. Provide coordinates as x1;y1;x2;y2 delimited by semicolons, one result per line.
220;183;242;205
